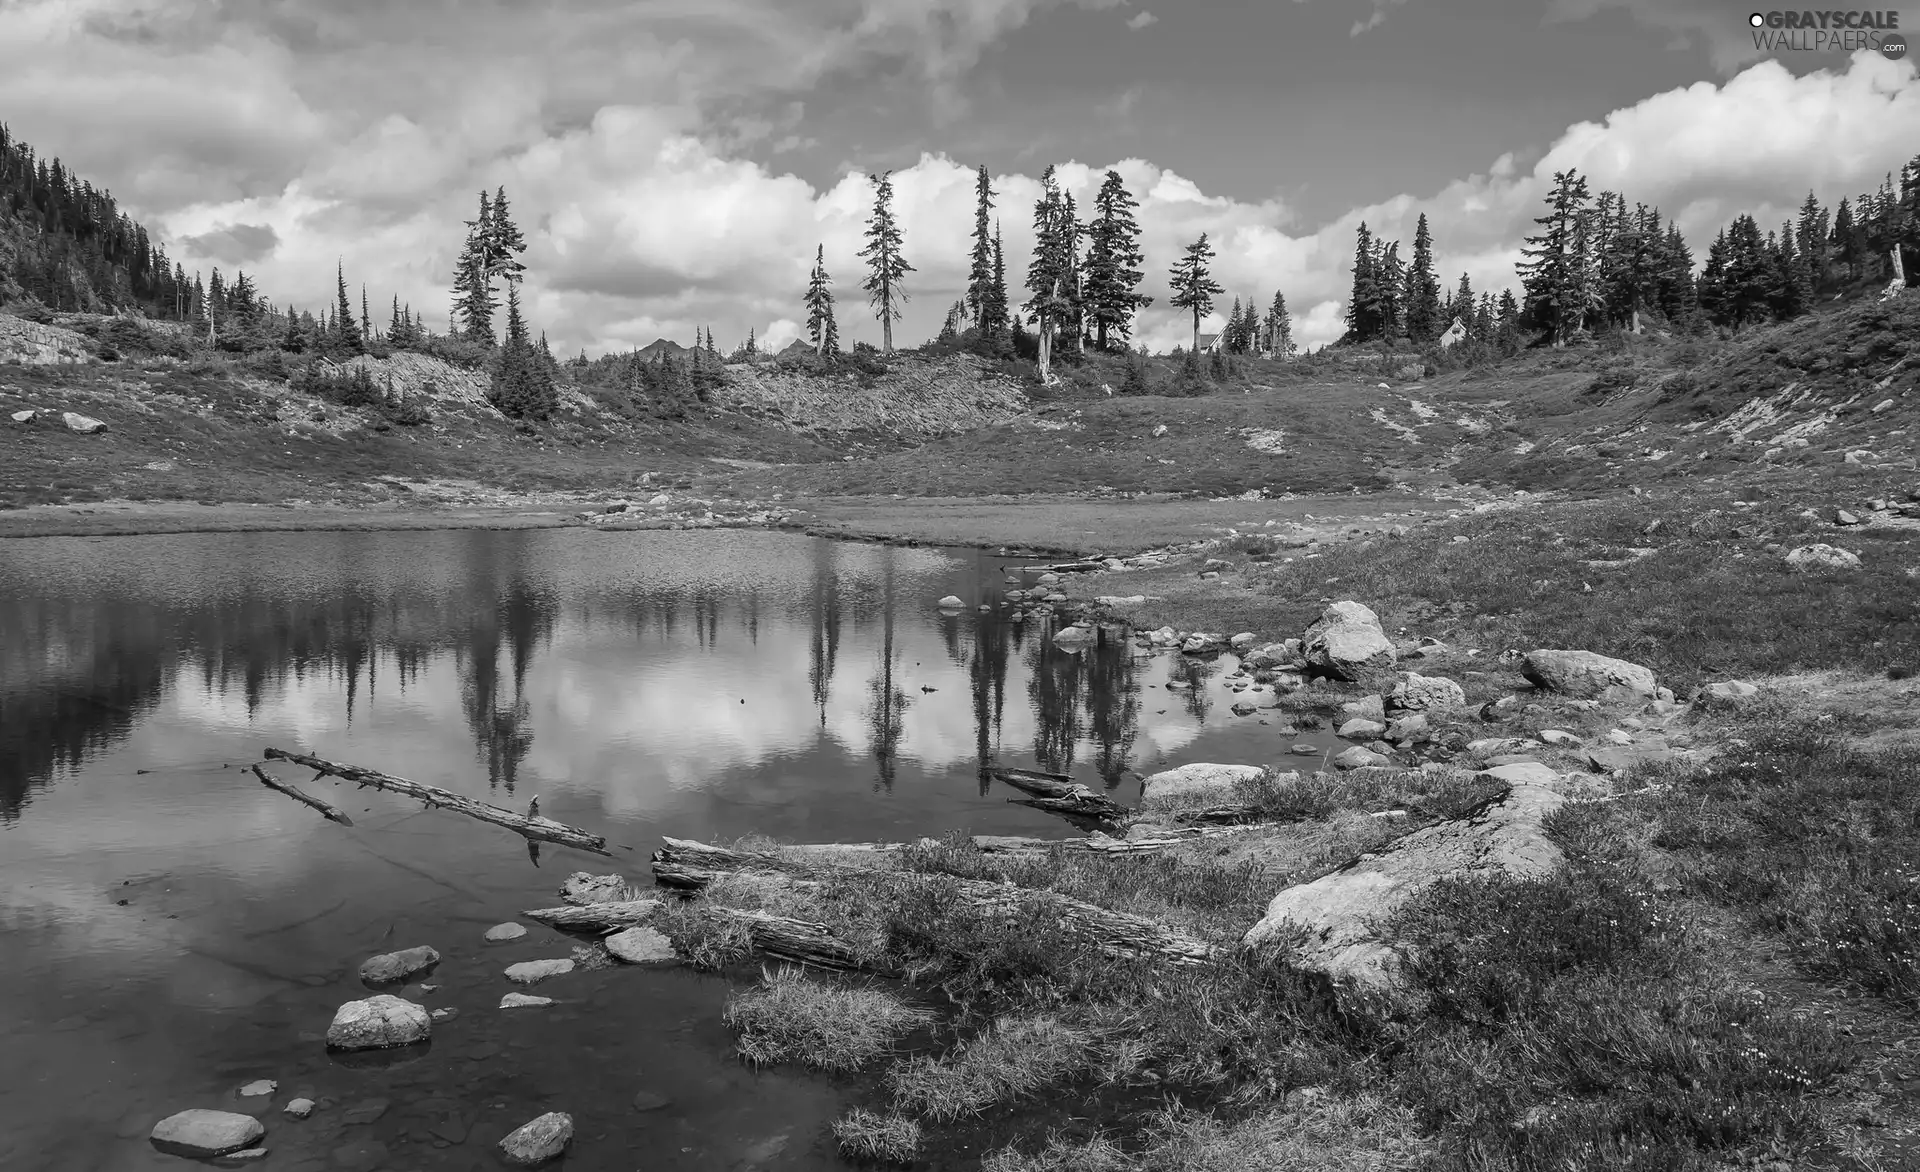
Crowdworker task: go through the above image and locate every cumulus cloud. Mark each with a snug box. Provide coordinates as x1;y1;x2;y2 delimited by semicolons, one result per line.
178;222;280;267
1127;11;1158;29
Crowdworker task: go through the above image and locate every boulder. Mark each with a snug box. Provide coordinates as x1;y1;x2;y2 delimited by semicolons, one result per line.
1229;632;1258;651
1340;695;1386;723
358;945;439;985
1477;762;1561;788
1242;641;1299;670
484;922;527;942
150;1110;266;1158
1383;714;1429;743
1301;602;1395;680
504;959;575;985
1243;782;1566;1012
500;993;555;1009
1336;718;1386;739
936;595;965;608
1521;650;1657;703
1387;672;1466;714
499;1112;573;1166
326;994;430;1051
604;926;679;964
1785;544;1860;571
61;411;107;434
1332;746;1392;770
1138;763;1268;812
236;1080;276;1098
1697;680;1760;707
283;1100;315;1119
1051;624;1097;648
9;409;33;423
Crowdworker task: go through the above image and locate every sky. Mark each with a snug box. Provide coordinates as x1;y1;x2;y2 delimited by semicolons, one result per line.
1;0;1917;355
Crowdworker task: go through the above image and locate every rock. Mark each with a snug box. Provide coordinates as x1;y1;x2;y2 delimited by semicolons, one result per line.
1384;714;1429;743
1290;743;1320;756
484;922;527;942
210;1148;269;1165
1051;624;1097;648
1844;449;1876;464
1151;423;1167;437
325;995;430;1051
9;409;33;423
504;959;575;985
1332;746;1391;770
499;1112;573;1166
430;1007;459;1022
1698;680;1760;706
283;1099;315;1119
604;926;678;964
1477;762;1561;787
1139;763;1269;812
1521;650;1657;703
648;493;672;505
149;1110;266;1158
1242;641;1299;669
1302;601;1396;680
1229;632;1258;651
1536;729;1582;745
1836;509;1861;525
1387;672;1466;714
61;411;107;434
1605;729;1634;745
1103;557;1125;570
1180;633;1223;654
631;1091;673;1113
1093;595;1147;606
236;1080;276;1097
342;1098;390;1126
500;993;555;1009
358;945;439;985
560;873;633;904
1231;701;1258;716
1243;782;1567;1012
936;595;965;608
1341;695;1386;723
1337;718;1386;739
1785;543;1860;571
1037;573;1061;585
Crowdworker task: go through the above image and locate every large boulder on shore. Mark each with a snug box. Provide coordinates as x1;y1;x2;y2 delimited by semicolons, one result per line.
1521;650;1657;703
1243;782;1566;1013
1137;763;1271;812
150;1110;265;1158
1301;602;1395;680
1387;672;1465;714
326;994;430;1050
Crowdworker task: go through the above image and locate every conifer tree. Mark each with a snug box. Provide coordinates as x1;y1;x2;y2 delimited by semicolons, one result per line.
1024;166;1078;381
1345;224;1377;341
282;303;303;352
1404;213;1442;344
1264;289;1294;358
805;244;838;358
1374;241;1405;341
1452;273;1474;331
488;283;555;420
858;171;912;354
1081;169;1150;350
334;261;361;352
1225;296;1243;353
965;165;996;329
360;284;373;343
1168;234;1224;354
1518;169;1594;346
1831;197;1858;282
487;186;528;289
453;191;497;345
984;222;1010;341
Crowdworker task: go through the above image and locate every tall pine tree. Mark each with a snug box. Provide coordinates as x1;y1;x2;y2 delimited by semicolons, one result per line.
858;171;912;354
1404;213;1442;344
965;165;996;330
805;244;839;358
1518;169;1594;346
1081;169;1150;350
1345;224;1378;342
1168;234;1224;354
1264;289;1294;358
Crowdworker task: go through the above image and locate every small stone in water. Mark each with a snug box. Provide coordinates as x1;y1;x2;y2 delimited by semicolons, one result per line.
484;922;527;943
504;959;574;985
150;1110;266;1158
358;945;440;985
284;1099;315;1119
236;1080;276;1097
604;926;678;964
499;1111;573;1166
500;993;555;1009
631;1091;672;1113
430;1007;460;1022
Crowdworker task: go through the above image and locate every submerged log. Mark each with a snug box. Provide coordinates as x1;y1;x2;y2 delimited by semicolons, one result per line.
264;748;610;856
650;839;1220;966
989;767;1130;823
522;899;663;932
249;764;354;826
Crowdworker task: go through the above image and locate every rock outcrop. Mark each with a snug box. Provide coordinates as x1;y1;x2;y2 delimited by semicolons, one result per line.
1243;782;1566;1012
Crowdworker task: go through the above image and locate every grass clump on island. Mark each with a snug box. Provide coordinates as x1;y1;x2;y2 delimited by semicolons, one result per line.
722;965;934;1071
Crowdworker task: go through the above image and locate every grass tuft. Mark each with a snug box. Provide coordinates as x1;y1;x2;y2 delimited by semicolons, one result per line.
722;966;933;1071
831;1107;922;1164
887;1015;1095;1121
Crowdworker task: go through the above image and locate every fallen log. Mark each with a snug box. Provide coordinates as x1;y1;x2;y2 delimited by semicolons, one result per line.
249;764;354;826
264;748;610;856
650;839;1220;966
706;907;883;973
1019;560;1106;573
989;767;1130;823
522;899;663;932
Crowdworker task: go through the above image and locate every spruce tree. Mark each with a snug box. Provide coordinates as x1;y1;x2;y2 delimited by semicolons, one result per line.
282;303;303;352
1374;241;1405;341
1404;213;1442;344
1023;166;1078;380
487;186;528;288
360;284;372;343
858;171;912;354
334;261;361;352
1225;297;1243;353
453;191;496;345
1264;289;1294;358
1345;224;1377;342
1082;169;1150;350
1168;234;1224;354
489;283;554;420
965;165;995;329
1518;169;1593;346
1452;273;1474;331
389;295;406;345
805;244;837;358
985;222;1009;341
1831;197;1858;282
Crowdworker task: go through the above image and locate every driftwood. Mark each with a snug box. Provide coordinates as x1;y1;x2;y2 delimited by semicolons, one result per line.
264;748;610;856
522;899;663;932
249;764;354;826
704;907;881;972
989;766;1130;824
650;839;1220;966
1019;560;1107;573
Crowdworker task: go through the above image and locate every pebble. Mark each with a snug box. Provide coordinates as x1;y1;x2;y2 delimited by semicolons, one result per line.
237;1080;276;1097
284;1099;315;1119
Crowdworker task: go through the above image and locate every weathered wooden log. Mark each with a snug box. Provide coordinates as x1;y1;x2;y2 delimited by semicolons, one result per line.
650;840;1221;966
989;767;1130;823
522;899;663;932
1019;561;1106;573
264;748;611;856
249;764;354;826
705;907;885;973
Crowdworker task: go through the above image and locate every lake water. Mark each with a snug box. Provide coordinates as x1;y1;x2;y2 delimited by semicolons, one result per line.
0;527;1321;1171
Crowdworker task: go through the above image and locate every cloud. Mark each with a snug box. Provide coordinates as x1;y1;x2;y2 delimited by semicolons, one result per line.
1544;0;1775;74
1126;11;1157;29
178;222;280;267
1348;0;1410;37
